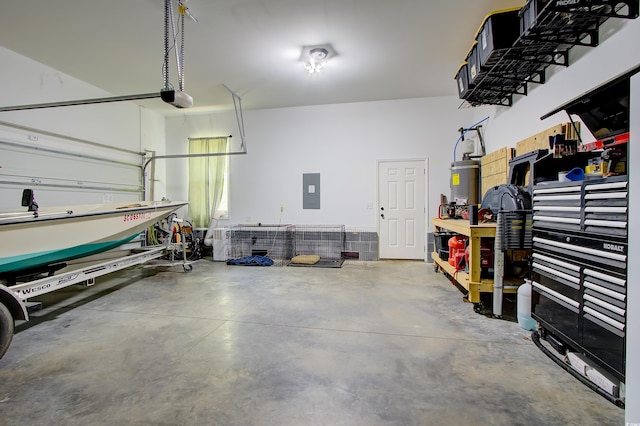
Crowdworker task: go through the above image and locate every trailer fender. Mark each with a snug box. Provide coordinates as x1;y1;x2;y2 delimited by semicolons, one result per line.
0;284;28;322
0;284;27;359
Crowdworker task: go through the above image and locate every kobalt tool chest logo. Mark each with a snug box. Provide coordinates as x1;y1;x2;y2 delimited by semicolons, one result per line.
123;212;152;222
603;243;625;253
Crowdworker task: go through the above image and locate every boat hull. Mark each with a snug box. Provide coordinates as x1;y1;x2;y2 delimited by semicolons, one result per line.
0;200;187;275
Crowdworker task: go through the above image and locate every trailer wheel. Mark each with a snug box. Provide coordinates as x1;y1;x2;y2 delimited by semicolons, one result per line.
0;303;14;360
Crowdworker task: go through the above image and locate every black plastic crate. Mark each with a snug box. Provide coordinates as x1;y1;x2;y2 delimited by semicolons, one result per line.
455;62;472;99
438;248;450;261
520;0;551;36
467;43;484;85
434;231;457;254
458;41;481;91
476;8;521;69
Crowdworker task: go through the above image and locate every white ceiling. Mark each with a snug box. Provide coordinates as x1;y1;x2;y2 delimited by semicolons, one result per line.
0;0;524;115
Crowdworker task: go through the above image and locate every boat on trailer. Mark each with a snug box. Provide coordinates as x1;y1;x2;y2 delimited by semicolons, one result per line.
0;190;189;360
0;190;187;280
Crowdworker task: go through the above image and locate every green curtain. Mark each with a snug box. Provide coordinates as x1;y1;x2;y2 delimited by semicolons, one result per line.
188;137;227;228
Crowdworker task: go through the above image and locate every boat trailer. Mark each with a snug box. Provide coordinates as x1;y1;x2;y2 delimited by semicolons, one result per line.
0;243;193;361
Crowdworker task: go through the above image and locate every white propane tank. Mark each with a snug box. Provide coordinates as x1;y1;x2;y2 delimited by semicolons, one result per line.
517;279;537;331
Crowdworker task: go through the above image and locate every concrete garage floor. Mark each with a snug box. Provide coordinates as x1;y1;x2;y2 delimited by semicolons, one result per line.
0;260;625;425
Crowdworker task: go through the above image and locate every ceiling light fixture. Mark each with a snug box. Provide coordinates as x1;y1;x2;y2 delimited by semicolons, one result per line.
304;48;328;73
301;44;336;74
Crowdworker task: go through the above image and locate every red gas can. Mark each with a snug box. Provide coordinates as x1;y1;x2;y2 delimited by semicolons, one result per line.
448;235;467;267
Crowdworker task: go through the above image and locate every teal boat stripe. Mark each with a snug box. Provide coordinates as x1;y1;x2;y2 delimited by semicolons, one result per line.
0;234;139;274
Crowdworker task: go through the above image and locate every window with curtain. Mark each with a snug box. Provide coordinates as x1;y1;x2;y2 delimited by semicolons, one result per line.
188;136;229;228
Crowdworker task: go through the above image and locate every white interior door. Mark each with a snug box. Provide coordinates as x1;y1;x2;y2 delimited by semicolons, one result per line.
378;160;426;259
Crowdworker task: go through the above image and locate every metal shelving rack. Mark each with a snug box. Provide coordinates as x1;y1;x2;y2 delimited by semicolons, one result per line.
461;0;639;107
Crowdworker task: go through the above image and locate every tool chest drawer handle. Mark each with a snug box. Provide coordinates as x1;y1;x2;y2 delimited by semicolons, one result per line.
532;281;580;311
533;262;580;285
533;215;581;224
585;282;626;302
584;294;626;317
584;269;626;287
585;207;627;213
532;237;627;262
584;219;627;229
585;192;627;200
533;253;580;272
584;307;625;331
534;186;581;195
585;181;627;191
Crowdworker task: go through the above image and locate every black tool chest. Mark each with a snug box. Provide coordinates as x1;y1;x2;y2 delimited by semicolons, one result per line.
531;175;628;381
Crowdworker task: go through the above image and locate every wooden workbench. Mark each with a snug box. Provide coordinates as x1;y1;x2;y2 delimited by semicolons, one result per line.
432;218;518;304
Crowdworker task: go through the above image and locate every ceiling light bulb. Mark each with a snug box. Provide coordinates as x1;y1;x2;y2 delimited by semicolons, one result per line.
300;45;335;74
309;48;328;61
304;48;329;73
304;61;325;73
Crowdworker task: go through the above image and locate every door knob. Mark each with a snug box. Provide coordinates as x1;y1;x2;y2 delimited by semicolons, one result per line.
381;214;385;219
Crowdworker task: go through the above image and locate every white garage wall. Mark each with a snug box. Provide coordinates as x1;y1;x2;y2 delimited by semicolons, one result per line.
165;96;474;229
140;108;169;201
0;47;167;208
0;47;142;151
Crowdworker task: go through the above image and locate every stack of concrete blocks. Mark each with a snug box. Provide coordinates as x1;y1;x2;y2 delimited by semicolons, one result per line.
344;228;379;262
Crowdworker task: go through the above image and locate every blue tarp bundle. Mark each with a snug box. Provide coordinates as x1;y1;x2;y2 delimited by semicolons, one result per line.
226;255;274;266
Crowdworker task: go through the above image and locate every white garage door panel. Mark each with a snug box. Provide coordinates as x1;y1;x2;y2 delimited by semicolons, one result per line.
0;135;143;210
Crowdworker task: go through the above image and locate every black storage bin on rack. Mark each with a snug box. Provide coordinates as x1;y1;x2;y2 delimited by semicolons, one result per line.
467;43;481;85
520;0;551;35
476;8;521;69
531;175;628;382
455;62;472;99
455;0;639;107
